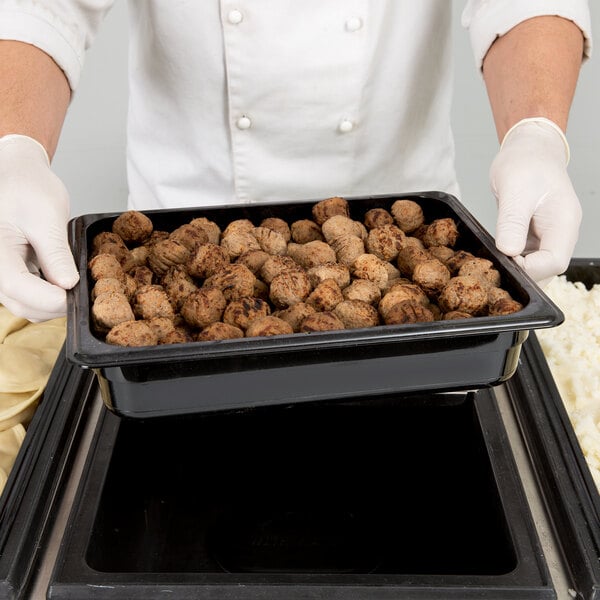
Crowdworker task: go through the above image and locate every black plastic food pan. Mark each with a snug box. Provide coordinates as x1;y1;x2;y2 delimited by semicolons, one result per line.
66;192;563;419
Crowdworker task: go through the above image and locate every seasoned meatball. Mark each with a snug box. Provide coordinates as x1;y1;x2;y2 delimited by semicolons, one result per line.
364;208;394;230
260;217;291;242
366;224;406;261
260;255;302;284
220;231;262;260
161;265;198;310
188;217;222;246
204;264;256;302
378;284;430;321
330;234;365;267
169;223;209;251
306;279;344;312
112;210;154;245
246;316;294;338
488;298;523;316
129;265;155;288
236;249;270;274
390;199;424;233
251;226;288;255
91;291;135;333
269;270;312;309
445;250;476;274
458;258;502;288
311;196;350;225
148;239;191;277
91;277;126;301
222;297;271;331
299;311;345;332
273;302;316;332
438;276;488;315
396;245;431;277
290;219;324;244
333;300;379;329
351;254;389;290
222;219;254;238
287;241;336;269
88;253;125;282
343;279;382;305
306;263;351;289
197;322;244;341
187;243;230;279
105;320;158;347
412;259;451;297
181;288;227;328
382;299;434;325
321;215;366;244
422;218;459;248
133;285;175;320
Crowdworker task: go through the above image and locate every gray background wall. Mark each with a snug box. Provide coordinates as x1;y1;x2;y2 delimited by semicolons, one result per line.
53;1;600;257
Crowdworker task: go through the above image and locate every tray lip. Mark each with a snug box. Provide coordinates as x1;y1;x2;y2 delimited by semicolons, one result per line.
66;191;564;369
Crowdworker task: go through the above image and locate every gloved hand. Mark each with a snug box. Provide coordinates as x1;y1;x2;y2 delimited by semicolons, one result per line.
0;134;79;322
490;117;581;287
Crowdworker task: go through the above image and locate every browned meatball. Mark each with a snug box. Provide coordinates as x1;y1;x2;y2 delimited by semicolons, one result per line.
269;270;312;308
145;316;177;341
92;231;124;254
259;217;291;243
321;215;366;244
458;258;501;288
169;223;209;251
445;250;476;274
204;264;256;302
148;239;191;277
246;316;294;337
487;286;512;305
133;285;175;320
92;235;131;267
438;276;488;315
159;326;195;345
306;263;350;289
342;279;382;305
427;246;455;264
382;299;434;325
88;253;125;282
422;218;459;248
129;265;155;287
106;320;158;347
180;288;227;328
378;284;429;321
161;265;198;310
330;234;365;267
220;231;262;260
412;258;451;297
333;300;379;329
287;240;337;269
187;243;230;279
290;219;324;244
197;322;244;341
91;277;126;301
236;249;270;274
273;302;316;332
299;311;345;332
260;255;302;284
91;291;135;333
222;297;271;331
142;230;170;248
306;279;344;312
351;254;389;290
251;226;288;255
390;199;424;233
366;224;406;261
188;217;221;245
127;245;150;269
488;298;523;316
112;210;154;245
222;218;255;237
443;310;474;320
364;208;394;230
396;245;431;277
311;196;350;225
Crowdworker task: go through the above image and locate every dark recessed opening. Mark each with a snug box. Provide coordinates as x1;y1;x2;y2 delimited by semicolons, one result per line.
85;394;516;576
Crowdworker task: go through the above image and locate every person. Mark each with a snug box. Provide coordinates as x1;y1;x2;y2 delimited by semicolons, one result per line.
0;1;592;322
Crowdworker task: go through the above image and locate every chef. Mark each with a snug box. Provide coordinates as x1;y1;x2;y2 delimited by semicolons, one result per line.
0;1;592;322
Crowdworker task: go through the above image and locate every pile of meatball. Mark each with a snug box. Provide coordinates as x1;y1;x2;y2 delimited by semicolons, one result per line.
88;196;523;347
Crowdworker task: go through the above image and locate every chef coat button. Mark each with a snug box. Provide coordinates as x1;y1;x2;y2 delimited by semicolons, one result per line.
338;119;354;133
345;17;363;32
227;9;244;25
236;115;252;130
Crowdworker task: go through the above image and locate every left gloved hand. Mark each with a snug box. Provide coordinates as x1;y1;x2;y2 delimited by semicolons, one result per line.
489;117;581;287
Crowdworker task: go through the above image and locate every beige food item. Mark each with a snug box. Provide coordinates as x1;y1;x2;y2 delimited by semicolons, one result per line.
438;275;488;315
422;218;459;248
342;279;382;305
92;291;135;332
222;297;271;331
159;327;195;345
196;322;244;341
428;246;455;264
161;266;197;311
236;249;270;274
321;215;366;244
145;316;177;342
92;233;131;267
333;300;379;329
458;257;501;288
383;299;434;325
488;297;523;316
88;253;125;282
246;316;294;337
378;284;429;321
147;239;191;277
112;210;153;244
290;219;324;244
287;240;336;269
269;270;312;308
536;276;600;490
259;255;302;284
365;224;406;262
443;310;473;320
390;199;424;233
260;217;291;242
351;254;389;290
220;231;262;259
189;217;222;245
106;320;158;347
364;208;394;230
187;243;230;278
91;277;127;301
273;302;316;332
204;264;256;302
222;218;254;238
311;196;349;225
169;223;209;251
412;258;451;297
251;226;288;255
306;279;344;312
330;234;365;267
129;265;155;288
299;311;345;332
133;285;175;320
307;263;350;290
445;250;476;274
181;288;227;328
396;245;431;277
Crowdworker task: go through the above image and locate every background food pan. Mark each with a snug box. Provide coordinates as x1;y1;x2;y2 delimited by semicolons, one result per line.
66;192;563;419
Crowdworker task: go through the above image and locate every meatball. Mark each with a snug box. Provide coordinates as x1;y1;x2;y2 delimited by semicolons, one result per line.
188;217;222;245
222;219;254;238
91;277;126;301
342;279;382;305
180;288;227;328
351;254;389;290
251;226;288;255
299;311;345;332
129;265;155;287
204;264;256;302
197;322;244;341
273;302;316;332
396;245;431;277
236;249;270;274
422;218;459;248
105;320;158;347
306;263;351;289
220;231;262;260
458;258;502;288
148;239;191;277
260;255;302;284
169;223;209;251
187;243;230;278
488;298;523;316
330;234;365;267
306;279;344;312
364;208;394;230
382;299;434;325
112;210;153;245
246;316;294;338
438;276;488;315
333;300;379;329
269;270;312;308
390;199;424;233
378;284;429;321
290;219;324;244
366;224;406;261
287;240;336;269
91;291;135;333
445;250;476;274
412;258;451;297
260;217;291;242
311;196;350;225
133;285;175;320
161;265;198;310
321;215;366;244
88;253;125;282
222;297;271;331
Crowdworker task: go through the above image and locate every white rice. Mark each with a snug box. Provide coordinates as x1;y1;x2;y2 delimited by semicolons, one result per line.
536;275;600;490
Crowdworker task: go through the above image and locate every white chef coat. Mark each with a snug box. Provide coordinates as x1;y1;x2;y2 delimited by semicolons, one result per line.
0;1;592;210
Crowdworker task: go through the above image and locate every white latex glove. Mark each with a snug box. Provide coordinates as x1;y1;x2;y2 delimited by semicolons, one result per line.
490;117;581;288
0;134;79;322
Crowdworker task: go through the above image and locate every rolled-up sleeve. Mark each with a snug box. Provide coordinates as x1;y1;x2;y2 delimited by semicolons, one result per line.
0;0;115;90
462;0;593;70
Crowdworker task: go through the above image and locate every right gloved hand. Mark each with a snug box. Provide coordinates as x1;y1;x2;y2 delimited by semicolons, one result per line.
0;134;79;322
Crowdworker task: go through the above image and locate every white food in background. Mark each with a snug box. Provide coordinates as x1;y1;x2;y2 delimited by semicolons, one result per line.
536;275;600;490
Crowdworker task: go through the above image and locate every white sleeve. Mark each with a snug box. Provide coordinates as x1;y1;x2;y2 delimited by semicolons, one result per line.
462;0;593;70
0;0;116;90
